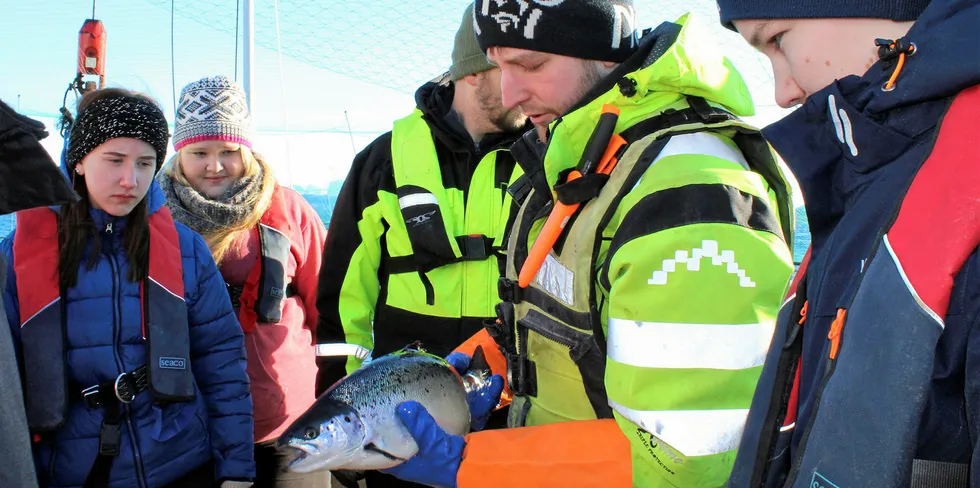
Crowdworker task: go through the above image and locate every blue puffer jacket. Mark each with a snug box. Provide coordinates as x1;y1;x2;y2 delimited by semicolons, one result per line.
2;179;256;488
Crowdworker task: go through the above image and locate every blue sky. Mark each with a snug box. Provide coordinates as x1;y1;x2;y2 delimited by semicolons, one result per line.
3;0;793;192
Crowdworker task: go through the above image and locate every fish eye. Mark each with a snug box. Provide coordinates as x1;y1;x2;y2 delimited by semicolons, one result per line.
344;416;351;422
304;427;319;440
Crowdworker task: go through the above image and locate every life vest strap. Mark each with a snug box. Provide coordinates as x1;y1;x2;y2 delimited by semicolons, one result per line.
910;459;969;488
80;364;151;488
383;235;500;275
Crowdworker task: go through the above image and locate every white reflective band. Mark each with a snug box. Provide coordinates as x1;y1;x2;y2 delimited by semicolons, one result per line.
655;132;750;169
610;400;749;457
398;193;438;210
633;132;751;192
607;318;774;370
315;343;371;360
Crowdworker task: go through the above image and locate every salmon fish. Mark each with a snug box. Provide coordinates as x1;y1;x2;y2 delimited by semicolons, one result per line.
276;344;486;479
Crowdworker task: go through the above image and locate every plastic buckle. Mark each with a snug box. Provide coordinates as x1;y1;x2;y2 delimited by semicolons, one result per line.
458;235;490;261
81;384;102;409
507;176;532;205
114;373;135;404
506;354;537;397
497;277;522;303
98;421;122;456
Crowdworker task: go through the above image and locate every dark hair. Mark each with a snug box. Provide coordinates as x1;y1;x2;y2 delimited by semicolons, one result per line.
58;88;157;288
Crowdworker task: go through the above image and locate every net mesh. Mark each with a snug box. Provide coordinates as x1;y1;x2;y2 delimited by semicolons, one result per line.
140;0;783;111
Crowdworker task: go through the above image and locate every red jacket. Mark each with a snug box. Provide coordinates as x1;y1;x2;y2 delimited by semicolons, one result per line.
221;186;326;443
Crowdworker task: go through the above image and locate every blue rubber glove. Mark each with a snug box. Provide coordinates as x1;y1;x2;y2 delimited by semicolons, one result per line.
381;401;464;488
445;352;505;431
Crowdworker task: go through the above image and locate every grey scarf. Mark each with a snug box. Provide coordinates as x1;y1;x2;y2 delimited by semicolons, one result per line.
159;171;262;236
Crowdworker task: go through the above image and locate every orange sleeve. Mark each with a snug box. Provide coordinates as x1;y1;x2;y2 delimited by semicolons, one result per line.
453;328;512;406
457;419;632;488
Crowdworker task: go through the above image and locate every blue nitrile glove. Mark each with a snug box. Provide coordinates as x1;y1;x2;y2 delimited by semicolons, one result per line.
445;352;505;431
381;401;464;488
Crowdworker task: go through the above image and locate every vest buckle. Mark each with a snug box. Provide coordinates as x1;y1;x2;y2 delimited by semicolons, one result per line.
113;373;136;404
98;421;122;456
507;353;538;397
498;277;523;303
457;235;492;261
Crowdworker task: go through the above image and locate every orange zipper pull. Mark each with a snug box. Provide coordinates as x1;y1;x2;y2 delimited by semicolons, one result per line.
828;308;848;359
798;301;809;325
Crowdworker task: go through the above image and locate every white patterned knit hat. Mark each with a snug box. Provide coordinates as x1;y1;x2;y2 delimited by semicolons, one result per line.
173;75;254;150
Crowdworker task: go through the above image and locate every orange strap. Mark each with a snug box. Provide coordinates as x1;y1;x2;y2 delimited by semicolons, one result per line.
454;328;512;407
458;419;632;488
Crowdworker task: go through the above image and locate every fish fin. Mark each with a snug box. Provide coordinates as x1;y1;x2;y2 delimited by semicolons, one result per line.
331;469;366;488
364;442;407;462
470;345;490;375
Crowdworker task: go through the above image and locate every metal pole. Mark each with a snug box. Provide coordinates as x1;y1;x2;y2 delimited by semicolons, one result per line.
344;110;357;154
243;0;254;111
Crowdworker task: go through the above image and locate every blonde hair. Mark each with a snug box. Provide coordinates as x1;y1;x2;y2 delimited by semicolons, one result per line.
160;145;277;264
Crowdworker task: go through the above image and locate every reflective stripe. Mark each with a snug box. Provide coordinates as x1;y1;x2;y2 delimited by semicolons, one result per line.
533;253;574;306
20;298;58;328
883;234;945;329
610;399;748;456
655;132;749;169
398;192;438;210
607;317;774;370
633;132;751;191
316;343;371;360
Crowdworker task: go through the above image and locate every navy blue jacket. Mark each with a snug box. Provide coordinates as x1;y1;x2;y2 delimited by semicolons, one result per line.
729;0;980;486
2;180;255;487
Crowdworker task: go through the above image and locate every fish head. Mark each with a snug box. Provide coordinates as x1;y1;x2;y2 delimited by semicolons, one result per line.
277;398;368;473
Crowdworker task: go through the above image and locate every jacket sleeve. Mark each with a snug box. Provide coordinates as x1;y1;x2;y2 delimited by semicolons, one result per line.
185;232;255;482
597;133;795;487
291;191;328;334
315;135;390;393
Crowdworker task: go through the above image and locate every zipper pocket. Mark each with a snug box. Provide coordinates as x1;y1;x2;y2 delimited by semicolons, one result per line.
783;308;849;486
516;308;612;418
518;308;587;349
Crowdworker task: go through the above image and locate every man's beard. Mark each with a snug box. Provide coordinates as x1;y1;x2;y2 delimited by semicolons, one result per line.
476;82;527;134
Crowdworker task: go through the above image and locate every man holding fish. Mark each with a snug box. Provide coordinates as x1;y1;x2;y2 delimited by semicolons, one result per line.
292;1;797;487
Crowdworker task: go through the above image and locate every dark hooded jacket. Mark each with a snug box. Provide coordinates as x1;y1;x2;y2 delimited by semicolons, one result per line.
729;1;980;486
0;100;77;488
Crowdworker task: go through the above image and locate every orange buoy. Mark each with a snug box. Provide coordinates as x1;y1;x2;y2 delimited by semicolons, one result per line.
77;19;107;89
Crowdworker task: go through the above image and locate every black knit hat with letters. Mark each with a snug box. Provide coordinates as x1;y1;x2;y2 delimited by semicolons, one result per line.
473;0;639;63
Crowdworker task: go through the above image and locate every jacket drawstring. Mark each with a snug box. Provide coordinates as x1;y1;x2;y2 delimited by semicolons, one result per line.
876;37;917;91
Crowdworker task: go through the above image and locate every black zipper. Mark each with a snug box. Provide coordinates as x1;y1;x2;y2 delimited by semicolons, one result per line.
104;225;148;488
518;310;579;349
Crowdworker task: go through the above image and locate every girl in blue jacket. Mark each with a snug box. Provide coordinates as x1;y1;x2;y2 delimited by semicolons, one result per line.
2;88;256;487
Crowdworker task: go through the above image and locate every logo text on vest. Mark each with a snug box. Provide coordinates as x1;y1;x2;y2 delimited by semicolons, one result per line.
159;357;187;370
406;210;437;227
810;471;841;488
648;240;756;288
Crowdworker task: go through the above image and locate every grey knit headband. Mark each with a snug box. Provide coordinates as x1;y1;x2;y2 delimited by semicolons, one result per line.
66;95;171;173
